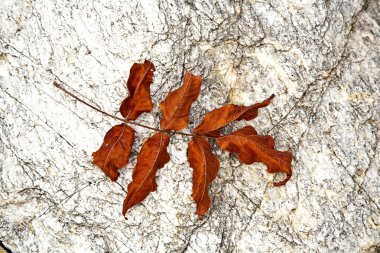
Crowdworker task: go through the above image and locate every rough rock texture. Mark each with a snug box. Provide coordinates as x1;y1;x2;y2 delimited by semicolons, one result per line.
1;0;379;252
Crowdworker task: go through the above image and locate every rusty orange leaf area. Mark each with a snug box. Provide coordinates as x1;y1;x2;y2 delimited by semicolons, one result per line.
159;71;202;131
122;132;170;217
92;124;135;182
119;60;155;120
89;60;293;219
188;136;219;219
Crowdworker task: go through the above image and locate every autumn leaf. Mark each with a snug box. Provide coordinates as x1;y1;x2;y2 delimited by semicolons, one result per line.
159;71;202;131
194;94;275;137
188;137;220;218
122;132;170;216
56;59;294;220
119;60;155;120
92;124;135;181
216;126;292;186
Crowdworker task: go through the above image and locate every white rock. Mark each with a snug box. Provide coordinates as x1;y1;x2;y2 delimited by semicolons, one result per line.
0;0;379;252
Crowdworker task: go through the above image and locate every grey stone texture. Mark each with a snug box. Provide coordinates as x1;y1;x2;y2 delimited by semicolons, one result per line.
0;0;379;252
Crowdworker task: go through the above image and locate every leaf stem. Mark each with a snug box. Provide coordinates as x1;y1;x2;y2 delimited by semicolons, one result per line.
53;81;125;122
53;81;201;138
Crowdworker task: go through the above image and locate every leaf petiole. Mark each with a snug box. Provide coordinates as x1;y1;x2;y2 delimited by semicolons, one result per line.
53;81;201;138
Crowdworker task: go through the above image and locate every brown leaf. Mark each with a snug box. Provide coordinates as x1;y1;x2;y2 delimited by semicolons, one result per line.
119;60;155;120
92;124;135;181
159;71;202;131
216;126;292;186
194;94;275;137
122;132;170;216
188;137;220;219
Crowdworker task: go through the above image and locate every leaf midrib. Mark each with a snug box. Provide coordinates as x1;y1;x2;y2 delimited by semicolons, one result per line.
162;74;192;129
126;133;165;207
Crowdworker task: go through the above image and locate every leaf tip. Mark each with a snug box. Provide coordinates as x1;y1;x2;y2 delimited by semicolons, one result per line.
122;203;128;218
273;173;292;186
144;59;155;71
109;173;119;182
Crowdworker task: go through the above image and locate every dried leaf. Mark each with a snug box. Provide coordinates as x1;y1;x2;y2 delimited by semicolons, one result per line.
119;60;155;120
216;126;292;186
194;94;275;137
159;71;202;131
122;132;170;216
56;58;295;220
188;137;220;219
92;124;135;181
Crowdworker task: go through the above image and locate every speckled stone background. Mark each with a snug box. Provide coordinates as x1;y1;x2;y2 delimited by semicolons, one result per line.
0;0;379;252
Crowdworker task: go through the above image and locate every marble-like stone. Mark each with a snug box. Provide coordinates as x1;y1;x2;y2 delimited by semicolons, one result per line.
0;0;379;252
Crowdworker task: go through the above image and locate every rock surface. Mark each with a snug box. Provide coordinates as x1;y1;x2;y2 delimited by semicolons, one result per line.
1;0;379;252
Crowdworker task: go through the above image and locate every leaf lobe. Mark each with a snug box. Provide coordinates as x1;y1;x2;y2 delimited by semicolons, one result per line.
122;132;170;216
119;60;155;120
216;125;292;186
159;71;202;131
188;136;220;218
92;124;135;181
194;94;275;137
